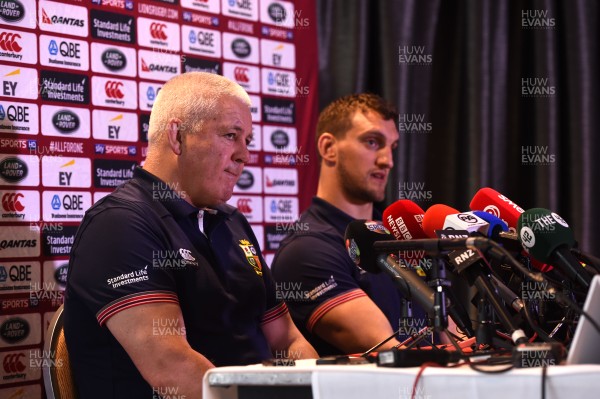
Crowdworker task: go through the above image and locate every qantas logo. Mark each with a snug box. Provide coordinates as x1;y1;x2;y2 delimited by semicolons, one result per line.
234;67;249;83
105;81;124;99
0;33;22;52
41;8;85;27
3;353;26;373
150;22;167;40
2;193;25;212
140;58;177;74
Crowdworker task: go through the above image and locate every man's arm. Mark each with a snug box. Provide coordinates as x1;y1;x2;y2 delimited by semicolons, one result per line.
261;312;319;359
312;294;401;354
106;302;214;398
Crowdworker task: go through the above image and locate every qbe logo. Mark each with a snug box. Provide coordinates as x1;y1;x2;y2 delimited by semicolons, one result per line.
0;262;41;295
222;0;258;21
43;191;90;221
182;25;222;58
41;156;91;188
223;62;260;93
233;166;262;194
0;28;37;64
0;0;37;30
92;76;137;110
181;0;221;14
138;49;181;82
0;101;39;135
39;34;89;71
260;38;295;69
0;154;39;186
0;190;40;221
91;42;137;77
0;66;38;100
262;68;296;97
227;195;263;222
41;105;90;139
137;17;180;51
263;167;298;194
222;32;259;64
264;196;298;223
92;110;138;142
39;0;88;38
139;81;163;111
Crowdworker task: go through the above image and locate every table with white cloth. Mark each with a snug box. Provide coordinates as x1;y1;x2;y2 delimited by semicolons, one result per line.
203;359;600;399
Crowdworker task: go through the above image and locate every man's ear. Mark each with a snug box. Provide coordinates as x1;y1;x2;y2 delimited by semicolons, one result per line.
317;132;337;164
165;118;183;155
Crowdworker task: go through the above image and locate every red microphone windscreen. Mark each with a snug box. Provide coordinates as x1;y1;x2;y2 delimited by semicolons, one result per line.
421;204;460;238
469;187;524;228
382;200;428;240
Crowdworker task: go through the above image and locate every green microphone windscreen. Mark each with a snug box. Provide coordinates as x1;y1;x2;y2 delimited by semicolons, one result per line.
517;208;575;263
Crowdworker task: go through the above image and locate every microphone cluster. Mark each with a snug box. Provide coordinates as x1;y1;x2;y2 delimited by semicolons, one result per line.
344;187;598;351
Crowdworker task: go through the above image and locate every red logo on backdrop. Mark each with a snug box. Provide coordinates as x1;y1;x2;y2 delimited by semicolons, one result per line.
2;193;25;212
42;9;53;24
237;198;252;213
0;33;22;52
3;353;26;373
150;22;168;40
105;81;125;99
141;58;150;72
234;67;249;83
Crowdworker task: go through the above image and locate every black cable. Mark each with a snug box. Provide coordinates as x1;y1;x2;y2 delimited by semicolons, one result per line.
361;327;401;357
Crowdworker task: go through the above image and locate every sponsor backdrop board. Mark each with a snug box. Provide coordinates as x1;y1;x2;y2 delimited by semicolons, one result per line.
0;0;319;396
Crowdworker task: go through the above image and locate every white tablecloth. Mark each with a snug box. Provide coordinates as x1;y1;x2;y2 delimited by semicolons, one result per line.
203;360;600;399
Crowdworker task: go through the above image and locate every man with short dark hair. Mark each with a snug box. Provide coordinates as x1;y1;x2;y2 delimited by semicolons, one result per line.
272;93;430;355
64;72;317;399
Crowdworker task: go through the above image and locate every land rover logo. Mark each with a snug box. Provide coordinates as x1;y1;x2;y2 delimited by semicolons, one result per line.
236;170;254;189
231;38;251;58
268;3;286;23
0;0;25;23
0;158;28;183
102;48;127;72
271;130;289;149
52;110;80;134
0;317;29;344
55;264;68;285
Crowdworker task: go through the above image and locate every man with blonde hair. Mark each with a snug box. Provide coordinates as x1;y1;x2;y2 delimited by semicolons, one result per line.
65;72;317;399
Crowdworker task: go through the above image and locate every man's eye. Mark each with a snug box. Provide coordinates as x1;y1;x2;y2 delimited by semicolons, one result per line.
225;133;236;140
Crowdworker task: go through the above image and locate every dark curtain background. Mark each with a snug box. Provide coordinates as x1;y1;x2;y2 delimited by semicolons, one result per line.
316;0;599;257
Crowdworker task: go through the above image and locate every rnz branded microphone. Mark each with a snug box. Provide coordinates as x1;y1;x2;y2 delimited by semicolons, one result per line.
517;208;593;288
344;220;436;317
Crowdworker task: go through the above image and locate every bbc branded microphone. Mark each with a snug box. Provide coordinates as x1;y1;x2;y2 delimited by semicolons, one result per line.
382;200;428;240
382;201;475;337
517;208;593;288
344;220;436;316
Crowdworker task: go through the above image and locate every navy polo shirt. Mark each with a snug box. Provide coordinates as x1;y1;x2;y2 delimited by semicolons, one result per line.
271;197;429;356
64;167;286;399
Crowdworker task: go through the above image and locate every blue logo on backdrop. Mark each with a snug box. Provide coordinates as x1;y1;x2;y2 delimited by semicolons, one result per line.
48;40;58;55
51;195;61;210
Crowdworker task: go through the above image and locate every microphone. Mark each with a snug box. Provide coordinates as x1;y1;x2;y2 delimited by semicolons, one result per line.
470;188;553;273
382;200;428;240
470;187;525;232
382;200;475;337
517;208;593;288
344;220;436;316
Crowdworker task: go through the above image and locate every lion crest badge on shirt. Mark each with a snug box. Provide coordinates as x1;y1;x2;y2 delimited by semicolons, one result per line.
238;239;263;276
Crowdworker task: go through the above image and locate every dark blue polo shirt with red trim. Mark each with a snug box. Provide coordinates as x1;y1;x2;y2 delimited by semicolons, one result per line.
64;167;286;399
271;197;429;356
